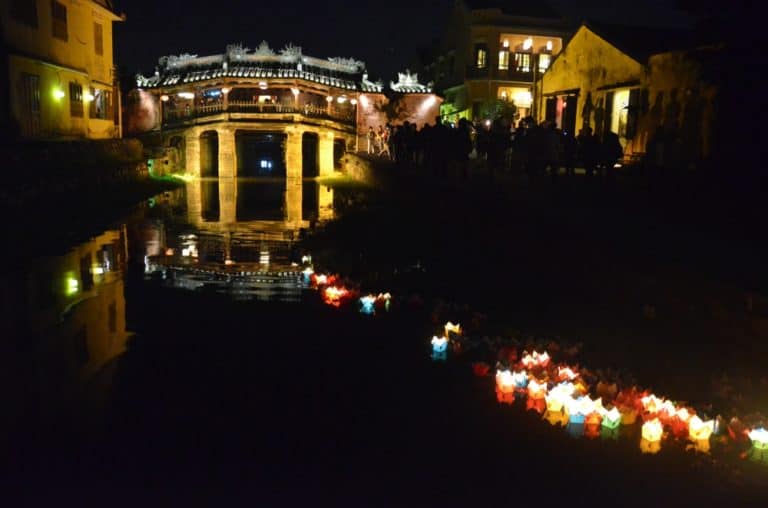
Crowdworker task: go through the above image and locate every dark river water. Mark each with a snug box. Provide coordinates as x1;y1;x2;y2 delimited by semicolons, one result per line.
1;177;766;502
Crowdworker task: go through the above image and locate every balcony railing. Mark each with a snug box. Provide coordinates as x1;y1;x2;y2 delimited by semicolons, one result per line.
162;101;355;126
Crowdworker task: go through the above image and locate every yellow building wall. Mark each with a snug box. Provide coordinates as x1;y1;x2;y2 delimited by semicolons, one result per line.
2;0;121;139
540;25;644;126
647;51;718;161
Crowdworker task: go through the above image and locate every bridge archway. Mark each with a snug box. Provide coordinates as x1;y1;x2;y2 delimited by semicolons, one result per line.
236;131;286;177
333;139;347;170
200;131;219;177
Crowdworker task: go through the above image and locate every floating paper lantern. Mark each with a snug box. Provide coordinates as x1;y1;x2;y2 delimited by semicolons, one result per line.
359;295;376;315
748;428;768;450
527;379;547;399
619;406;638;425
567;397;589;425
302;267;314;284
640;394;664;415
545;385;573;413
322;285;349;307
669;407;693;438
688;416;714;441
585;422;601;439
642;418;664;443
495;369;516;404
585;411;603;427
431;336;448;354
534;351;550;367
444;321;461;337
748;428;768;464
472;362;490;377
511;370;528;389
558;366;578;381
378;292;392;312
601;407;622;430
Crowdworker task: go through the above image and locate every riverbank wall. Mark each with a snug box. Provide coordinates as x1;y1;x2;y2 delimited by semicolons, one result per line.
0;138;150;209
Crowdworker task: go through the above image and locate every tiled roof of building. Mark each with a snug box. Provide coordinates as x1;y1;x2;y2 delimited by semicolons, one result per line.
584;21;695;62
135;44;397;93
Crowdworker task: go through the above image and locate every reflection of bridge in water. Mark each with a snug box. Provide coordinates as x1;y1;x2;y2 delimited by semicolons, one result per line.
144;177;333;302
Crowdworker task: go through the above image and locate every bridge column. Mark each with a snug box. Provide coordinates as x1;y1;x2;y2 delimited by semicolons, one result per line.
186;179;202;226
185;129;200;176
318;184;334;221
285;126;303;179
285;177;302;226
318;131;335;177
219;175;237;225
217;126;236;179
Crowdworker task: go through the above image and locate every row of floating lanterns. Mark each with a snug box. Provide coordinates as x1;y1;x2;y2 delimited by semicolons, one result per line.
431;325;768;465
304;264;768;467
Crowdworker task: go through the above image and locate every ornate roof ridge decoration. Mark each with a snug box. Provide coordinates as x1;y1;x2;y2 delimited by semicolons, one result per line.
280;43;303;61
360;72;384;93
159;53;225;70
390;69;433;93
327;57;366;73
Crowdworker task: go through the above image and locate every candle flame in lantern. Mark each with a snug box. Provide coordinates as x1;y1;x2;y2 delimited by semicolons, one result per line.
688;416;715;441
496;369;515;392
527;379;547;399
642;418;664;442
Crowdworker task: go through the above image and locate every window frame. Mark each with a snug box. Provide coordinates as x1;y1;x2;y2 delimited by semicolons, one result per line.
69;82;83;118
51;0;68;41
11;0;39;28
498;50;509;71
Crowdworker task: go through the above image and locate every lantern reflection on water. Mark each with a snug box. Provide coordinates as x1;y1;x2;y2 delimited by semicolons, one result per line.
640;438;662;454
601;426;620;441
526;397;546;414
567;422;585;439
544;409;569;427
495;369;516;404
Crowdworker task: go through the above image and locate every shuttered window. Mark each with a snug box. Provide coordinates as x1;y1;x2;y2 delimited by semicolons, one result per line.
51;1;68;41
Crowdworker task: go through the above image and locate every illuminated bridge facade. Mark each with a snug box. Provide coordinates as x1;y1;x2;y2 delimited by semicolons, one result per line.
129;43;439;179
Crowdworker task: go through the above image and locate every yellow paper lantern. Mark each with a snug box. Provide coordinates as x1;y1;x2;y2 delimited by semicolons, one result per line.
688;416;714;441
527;379;547;399
444;321;461;337
642;418;664;442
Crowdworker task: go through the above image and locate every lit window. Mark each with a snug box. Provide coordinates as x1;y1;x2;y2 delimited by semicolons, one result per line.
94;23;103;56
500;90;509;101
538;54;552;73
546;40;553;52
89;88;113;120
498;51;509;70
476;47;487;69
514;53;531;73
69;82;83;117
51;1;67;41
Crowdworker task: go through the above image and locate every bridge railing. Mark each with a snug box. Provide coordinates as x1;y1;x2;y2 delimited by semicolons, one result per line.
163;101;355;126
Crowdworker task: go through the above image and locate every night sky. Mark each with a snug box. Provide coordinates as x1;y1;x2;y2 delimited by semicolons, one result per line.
114;0;694;82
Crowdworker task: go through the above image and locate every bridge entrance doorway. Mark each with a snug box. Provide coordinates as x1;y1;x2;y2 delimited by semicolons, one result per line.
236;131;286;177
